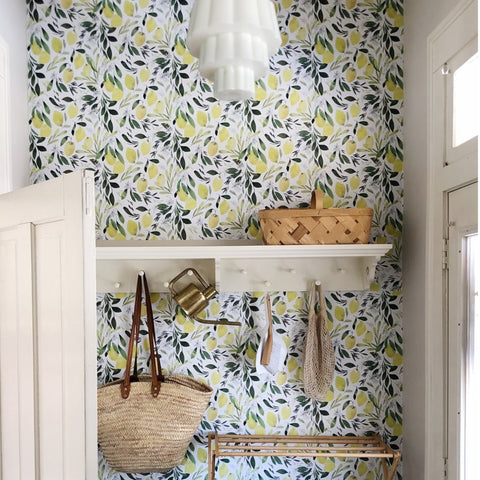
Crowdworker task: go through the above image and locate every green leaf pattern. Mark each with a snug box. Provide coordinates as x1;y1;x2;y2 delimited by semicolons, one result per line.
28;0;403;479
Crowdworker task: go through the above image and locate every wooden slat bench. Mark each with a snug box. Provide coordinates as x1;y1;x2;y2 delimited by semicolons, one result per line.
207;433;401;480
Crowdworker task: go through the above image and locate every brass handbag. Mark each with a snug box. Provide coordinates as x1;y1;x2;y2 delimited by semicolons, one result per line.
97;273;213;473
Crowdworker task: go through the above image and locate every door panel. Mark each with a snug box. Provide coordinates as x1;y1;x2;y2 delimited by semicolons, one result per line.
447;181;478;480
0;171;96;480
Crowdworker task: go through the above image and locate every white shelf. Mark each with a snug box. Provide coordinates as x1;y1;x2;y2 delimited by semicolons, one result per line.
96;240;392;293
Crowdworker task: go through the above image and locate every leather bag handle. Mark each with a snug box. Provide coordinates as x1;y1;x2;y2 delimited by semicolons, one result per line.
121;273;164;399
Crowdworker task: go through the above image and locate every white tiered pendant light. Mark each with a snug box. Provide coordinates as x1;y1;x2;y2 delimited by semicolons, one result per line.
186;0;281;101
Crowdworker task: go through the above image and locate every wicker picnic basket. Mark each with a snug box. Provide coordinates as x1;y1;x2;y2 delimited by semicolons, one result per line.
259;190;373;245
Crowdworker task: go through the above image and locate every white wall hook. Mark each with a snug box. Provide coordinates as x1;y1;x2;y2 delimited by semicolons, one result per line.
187;269;194;276
315;280;321;286
114;282;121;289
240;269;247;275
264;281;271;288
163;281;170;288
337;268;346;274
138;270;145;277
289;268;296;274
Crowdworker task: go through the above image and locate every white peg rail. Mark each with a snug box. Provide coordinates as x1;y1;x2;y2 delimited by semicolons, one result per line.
96;240;392;293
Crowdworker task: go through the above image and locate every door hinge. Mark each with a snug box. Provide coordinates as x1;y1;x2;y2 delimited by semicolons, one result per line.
443;457;448;479
442;238;449;270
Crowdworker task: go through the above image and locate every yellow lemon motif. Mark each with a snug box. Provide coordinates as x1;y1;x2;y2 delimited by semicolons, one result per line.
255;85;267;101
147;90;157;106
268;74;278;90
276;372;287;386
266;412;277;427
281;31;289;47
63;142;75;156
218;126;229;142
335;376;346;391
61;0;72;8
146;17;156;32
289;17;299;33
206;337;217;351
345;140;357;155
283;140;294;155
290;163;300;178
124;1;134;16
335;182;346;198
148;164;158;179
136;105;147;120
111;86;123;102
126;148;136;163
349;299;359;313
334;306;345;321
66;30;77;45
52;37;62;53
335;110;346;125
39;124;51;138
137;178;148;193
281;405;292;420
350;370;360;383
141;213;152;228
125;74;135;90
75;126;85;142
282;67;293;82
184;124;195;138
140;141;151;156
278;105;289;120
198;184;208;199
350;175;360;190
346;405;357;420
356;321;366;336
219;199;229;215
346;0;356;8
207;142;218;156
110;14;122;29
196;111;207;126
346;68;357;82
211;104;222;119
290;90;300;105
276;301;287;315
287;357;297;372
357;53;367;69
335;37;346;53
212;177;223;191
113;161;125;174
53;111;64;126
350;30;361;45
268;147;280;163
83;137;93;149
279;177;289;192
74;54;84;69
345;336;356;349
323;51;334;63
139;67;150;82
357;391;367;406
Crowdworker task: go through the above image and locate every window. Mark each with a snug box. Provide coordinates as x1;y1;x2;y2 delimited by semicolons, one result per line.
453;53;478;148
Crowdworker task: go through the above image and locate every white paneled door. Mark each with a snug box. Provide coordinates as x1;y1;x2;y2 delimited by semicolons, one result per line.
0;171;97;480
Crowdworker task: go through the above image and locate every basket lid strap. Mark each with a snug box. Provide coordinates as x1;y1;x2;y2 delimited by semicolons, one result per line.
310;190;324;210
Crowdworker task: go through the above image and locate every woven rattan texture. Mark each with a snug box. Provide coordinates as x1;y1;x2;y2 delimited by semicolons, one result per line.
260;213;372;245
97;375;212;473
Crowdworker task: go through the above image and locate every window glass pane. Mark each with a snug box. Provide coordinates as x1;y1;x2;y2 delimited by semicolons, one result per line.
453;53;478;147
464;233;478;480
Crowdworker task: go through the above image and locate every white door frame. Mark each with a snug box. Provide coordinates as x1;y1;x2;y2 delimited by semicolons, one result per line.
425;0;478;478
0;35;11;194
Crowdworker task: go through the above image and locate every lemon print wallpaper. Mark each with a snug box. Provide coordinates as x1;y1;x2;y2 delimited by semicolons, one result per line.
27;0;403;478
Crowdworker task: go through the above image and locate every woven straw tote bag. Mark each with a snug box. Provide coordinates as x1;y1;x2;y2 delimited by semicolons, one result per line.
303;282;335;400
97;273;213;473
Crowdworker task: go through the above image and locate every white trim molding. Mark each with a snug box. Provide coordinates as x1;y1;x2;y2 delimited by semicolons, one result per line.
425;0;478;478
